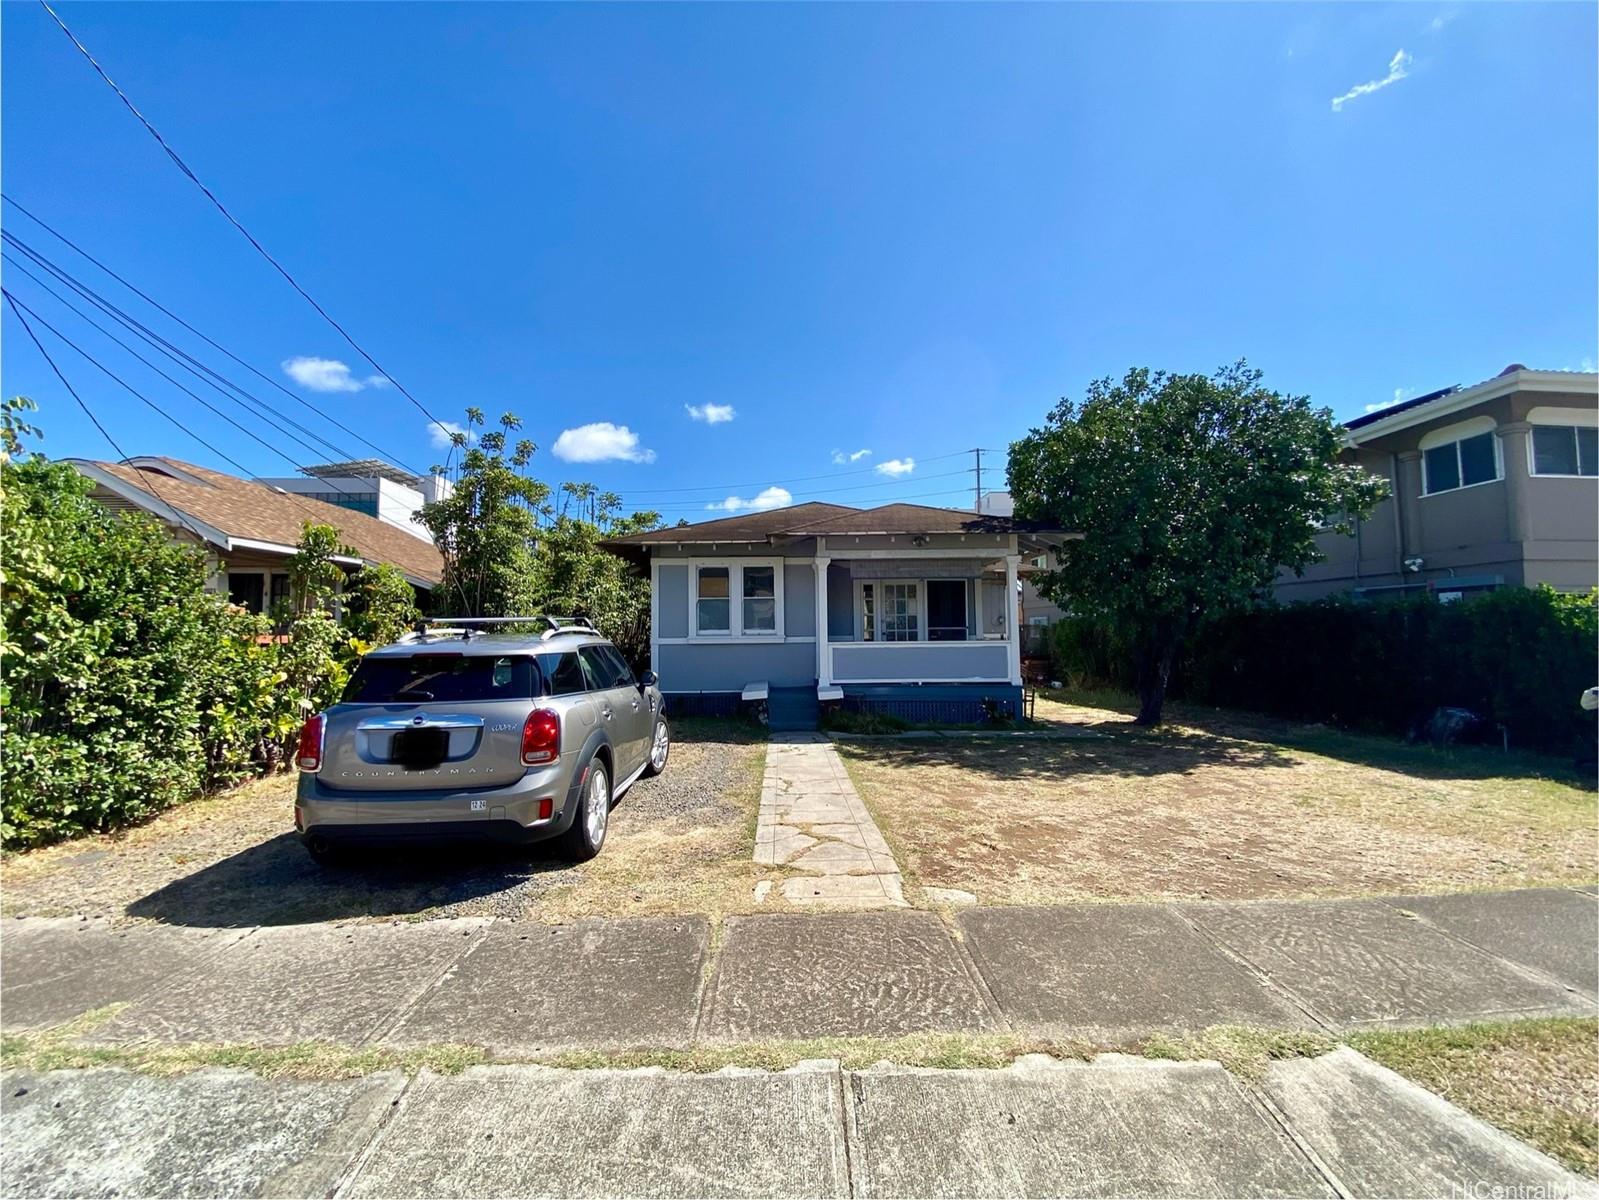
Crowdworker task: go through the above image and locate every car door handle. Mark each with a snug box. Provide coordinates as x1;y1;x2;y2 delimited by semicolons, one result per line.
601;706;613;720
630;699;641;711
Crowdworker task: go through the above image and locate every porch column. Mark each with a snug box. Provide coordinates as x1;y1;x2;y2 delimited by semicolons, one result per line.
1004;553;1022;686
814;555;831;687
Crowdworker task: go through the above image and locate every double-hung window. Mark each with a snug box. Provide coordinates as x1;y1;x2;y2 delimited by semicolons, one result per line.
1422;421;1500;495
1531;425;1598;477
693;561;783;638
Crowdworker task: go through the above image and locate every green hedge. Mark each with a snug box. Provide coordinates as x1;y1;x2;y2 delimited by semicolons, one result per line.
1047;587;1598;755
0;457;395;849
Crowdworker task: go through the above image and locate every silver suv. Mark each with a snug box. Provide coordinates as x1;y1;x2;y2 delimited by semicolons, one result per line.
293;617;668;863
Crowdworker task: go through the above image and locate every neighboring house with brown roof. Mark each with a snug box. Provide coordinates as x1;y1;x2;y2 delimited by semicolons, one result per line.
1276;366;1598;602
68;456;443;613
603;501;1075;729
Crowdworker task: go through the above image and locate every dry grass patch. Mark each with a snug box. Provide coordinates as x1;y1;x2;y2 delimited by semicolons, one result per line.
1350;1018;1599;1176
837;691;1596;905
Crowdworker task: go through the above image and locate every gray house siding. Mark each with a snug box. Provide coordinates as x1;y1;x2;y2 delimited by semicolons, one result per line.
784;564;815;638
656;641;815;692
826;564;854;639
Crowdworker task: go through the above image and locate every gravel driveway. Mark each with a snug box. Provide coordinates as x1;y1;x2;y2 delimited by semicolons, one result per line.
1;718;764;927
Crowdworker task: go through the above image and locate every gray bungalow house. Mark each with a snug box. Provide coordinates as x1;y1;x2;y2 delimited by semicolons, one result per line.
604;502;1075;729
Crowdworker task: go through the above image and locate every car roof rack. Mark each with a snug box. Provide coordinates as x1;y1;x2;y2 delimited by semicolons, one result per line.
397;616;601;644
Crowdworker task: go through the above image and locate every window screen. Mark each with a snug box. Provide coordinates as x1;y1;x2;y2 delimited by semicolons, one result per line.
1424;432;1498;494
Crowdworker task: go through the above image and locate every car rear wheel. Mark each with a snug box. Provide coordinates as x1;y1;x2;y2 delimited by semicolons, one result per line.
643;717;670;777
558;757;610;862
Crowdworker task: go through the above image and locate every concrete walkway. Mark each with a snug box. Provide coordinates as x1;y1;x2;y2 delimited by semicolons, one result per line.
5;1051;1594;1198
3;889;1594;1051
753;734;907;908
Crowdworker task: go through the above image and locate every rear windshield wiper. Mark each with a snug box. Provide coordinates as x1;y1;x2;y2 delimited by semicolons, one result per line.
392;688;435;701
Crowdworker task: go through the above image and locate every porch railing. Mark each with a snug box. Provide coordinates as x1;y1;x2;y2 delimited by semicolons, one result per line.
828;639;1012;685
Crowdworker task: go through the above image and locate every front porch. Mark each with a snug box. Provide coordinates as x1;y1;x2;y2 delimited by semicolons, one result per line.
807;544;1025;723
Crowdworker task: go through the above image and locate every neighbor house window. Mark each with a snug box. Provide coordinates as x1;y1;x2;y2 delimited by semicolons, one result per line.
1423;430;1499;495
695;566;731;635
1531;425;1598;477
742;566;776;633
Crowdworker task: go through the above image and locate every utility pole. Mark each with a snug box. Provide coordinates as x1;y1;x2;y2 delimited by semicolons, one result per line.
971;447;991;513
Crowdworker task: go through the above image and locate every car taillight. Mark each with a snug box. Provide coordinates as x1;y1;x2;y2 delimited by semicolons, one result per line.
521;709;560;765
295;713;325;772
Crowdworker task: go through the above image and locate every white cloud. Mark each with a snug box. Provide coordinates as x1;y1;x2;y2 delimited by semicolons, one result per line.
831;448;872;464
1365;387;1411;414
1331;49;1412;112
281;356;388;393
551;422;656;464
875;457;916;477
706;486;792;513
427;420;473;450
685;403;736;425
1426;11;1454;33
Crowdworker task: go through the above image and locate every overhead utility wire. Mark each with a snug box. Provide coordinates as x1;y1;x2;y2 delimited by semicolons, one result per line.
38;1;454;442
622;467;975;509
5;258;387;506
3;225;415;477
5;247;357;469
4;289;216;542
1;196;428;477
3;291;378;529
636;485;978;514
610;449;972;497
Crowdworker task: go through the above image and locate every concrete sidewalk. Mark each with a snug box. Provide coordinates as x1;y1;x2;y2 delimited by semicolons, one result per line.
5;1051;1594;1198
3;888;1593;1051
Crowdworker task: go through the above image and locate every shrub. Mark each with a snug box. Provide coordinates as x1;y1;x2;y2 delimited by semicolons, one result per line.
1046;587;1597;755
1;459;218;846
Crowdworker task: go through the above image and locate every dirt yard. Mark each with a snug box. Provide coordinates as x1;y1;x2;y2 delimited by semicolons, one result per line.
836;691;1598;906
0;718;765;927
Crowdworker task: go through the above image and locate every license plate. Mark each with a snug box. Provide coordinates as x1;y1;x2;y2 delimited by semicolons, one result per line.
469;799;487;812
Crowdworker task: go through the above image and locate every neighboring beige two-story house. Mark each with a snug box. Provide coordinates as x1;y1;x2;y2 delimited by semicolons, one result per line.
1277;366;1598;602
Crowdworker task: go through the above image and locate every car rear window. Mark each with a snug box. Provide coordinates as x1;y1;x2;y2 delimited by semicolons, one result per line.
343;654;538;703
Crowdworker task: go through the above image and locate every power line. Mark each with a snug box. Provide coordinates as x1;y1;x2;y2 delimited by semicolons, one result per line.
1;196;429;476
609;450;973;498
3;288;210;542
5;247;353;466
635;484;977;514
625;467;975;509
3;289;373;530
6;258;370;488
4;249;401;511
37;0;454;443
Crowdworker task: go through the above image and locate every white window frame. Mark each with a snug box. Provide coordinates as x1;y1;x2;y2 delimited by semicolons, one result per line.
688;558;786;642
1419;417;1502;497
1526;408;1599;479
854;577;973;643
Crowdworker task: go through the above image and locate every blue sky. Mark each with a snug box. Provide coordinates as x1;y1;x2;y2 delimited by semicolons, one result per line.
4;2;1595;519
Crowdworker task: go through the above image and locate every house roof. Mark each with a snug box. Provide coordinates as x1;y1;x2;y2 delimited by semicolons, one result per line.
1344;366;1597;441
69;456;444;587
603;500;1071;558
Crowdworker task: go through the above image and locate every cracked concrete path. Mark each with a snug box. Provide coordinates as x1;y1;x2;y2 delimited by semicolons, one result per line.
753;734;907;908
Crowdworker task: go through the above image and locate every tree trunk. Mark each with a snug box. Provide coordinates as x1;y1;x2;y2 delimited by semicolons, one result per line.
1133;630;1178;726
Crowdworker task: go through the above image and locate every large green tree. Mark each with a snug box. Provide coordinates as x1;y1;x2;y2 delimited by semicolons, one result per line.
1008;362;1387;725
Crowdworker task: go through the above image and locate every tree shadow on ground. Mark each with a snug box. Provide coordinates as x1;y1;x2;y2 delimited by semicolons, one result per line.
836;726;1298;783
126;832;576;927
1037;689;1596;789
